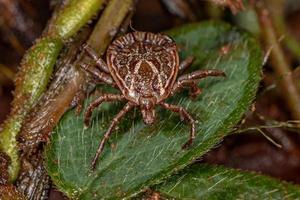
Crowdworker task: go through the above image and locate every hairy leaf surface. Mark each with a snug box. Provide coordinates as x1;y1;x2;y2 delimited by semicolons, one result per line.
45;21;262;199
155;164;300;199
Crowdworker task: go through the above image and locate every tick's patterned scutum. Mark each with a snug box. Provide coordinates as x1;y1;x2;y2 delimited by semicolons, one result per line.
107;32;179;103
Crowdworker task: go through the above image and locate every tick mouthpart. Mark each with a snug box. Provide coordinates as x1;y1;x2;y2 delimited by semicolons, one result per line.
83;119;90;129
141;108;156;125
139;96;157;124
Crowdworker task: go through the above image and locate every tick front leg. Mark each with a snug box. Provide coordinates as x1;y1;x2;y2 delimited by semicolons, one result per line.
84;94;125;127
178;69;225;81
171;70;225;99
179;56;194;72
82;44;110;73
171;79;202;99
160;102;196;149
91;102;135;170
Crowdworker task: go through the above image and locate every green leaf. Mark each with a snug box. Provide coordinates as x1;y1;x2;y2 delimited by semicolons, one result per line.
45;21;262;199
155;164;300;199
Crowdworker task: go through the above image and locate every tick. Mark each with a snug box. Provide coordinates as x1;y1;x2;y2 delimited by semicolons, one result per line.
81;32;225;169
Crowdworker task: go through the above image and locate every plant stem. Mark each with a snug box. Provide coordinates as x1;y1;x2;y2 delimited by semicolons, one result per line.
256;4;300;120
265;0;300;59
87;0;137;52
0;0;106;182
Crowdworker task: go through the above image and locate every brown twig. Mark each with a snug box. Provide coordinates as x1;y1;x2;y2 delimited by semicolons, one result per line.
265;0;300;59
256;3;300;120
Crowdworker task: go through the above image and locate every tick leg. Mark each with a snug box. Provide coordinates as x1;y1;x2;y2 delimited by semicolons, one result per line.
160;102;196;149
178;69;225;81
179;56;194;72
91;102;135;169
171;69;225;99
82;44;110;73
171;79;202;99
80;62;114;85
84;94;125;127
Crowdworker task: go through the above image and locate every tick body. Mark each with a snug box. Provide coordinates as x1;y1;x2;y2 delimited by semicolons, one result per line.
81;32;225;169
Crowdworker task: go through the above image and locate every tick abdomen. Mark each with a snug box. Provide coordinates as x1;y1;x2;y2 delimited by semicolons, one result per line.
107;32;179;102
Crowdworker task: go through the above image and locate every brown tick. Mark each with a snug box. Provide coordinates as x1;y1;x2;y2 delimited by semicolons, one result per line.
81;32;225;169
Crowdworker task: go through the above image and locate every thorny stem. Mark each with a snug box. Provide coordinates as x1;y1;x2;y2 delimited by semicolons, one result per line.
0;0;107;182
256;4;300;120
